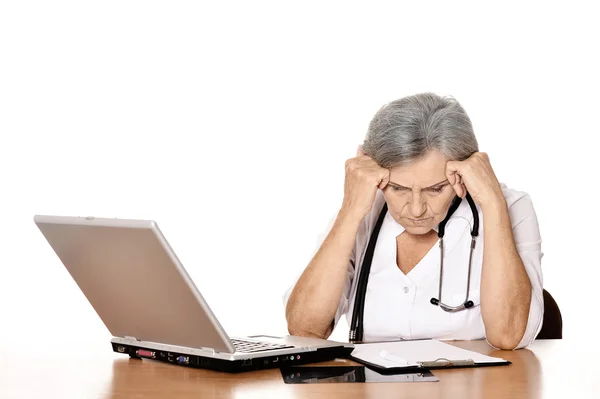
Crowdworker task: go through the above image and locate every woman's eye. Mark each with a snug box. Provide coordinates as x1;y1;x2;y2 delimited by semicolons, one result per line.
389;185;445;193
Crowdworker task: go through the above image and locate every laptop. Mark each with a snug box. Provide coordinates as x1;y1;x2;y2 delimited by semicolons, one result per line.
33;215;353;372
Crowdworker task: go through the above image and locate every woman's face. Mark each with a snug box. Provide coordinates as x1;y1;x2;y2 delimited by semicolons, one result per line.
382;150;457;235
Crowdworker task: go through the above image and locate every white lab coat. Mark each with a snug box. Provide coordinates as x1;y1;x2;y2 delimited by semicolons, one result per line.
283;183;544;349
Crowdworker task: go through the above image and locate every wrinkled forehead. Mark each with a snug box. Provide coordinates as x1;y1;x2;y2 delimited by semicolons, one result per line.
388;150;448;188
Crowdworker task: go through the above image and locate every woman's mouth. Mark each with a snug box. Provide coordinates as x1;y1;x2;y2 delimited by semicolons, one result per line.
407;217;432;225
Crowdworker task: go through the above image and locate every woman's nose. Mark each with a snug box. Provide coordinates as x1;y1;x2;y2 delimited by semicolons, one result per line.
410;192;427;217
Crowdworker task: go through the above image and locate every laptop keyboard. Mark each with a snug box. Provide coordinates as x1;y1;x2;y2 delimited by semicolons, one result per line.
231;338;294;353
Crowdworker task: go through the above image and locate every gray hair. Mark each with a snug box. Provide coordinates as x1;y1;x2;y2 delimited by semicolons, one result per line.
362;92;479;168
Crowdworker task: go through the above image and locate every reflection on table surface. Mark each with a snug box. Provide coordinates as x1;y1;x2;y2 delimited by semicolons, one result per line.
1;340;599;399
279;365;438;383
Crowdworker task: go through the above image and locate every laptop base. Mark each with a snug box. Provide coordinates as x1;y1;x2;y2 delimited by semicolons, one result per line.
112;342;353;373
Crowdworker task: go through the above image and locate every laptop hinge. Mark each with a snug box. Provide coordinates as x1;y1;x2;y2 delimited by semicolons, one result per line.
124;335;139;341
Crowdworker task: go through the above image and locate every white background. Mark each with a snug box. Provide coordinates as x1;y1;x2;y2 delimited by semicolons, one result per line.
1;1;598;349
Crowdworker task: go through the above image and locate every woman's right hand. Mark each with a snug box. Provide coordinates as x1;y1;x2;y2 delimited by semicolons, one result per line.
341;146;390;220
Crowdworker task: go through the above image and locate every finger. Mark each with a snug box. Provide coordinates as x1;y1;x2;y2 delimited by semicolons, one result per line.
378;169;390;190
451;175;464;197
455;179;463;197
446;161;465;196
459;177;466;198
445;161;459;185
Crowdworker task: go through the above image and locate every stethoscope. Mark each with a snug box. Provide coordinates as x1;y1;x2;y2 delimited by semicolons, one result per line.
348;192;480;343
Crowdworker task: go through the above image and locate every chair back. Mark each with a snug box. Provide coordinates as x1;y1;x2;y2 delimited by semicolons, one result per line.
536;289;562;339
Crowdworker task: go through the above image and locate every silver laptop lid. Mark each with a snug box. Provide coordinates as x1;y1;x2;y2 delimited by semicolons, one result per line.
34;215;236;354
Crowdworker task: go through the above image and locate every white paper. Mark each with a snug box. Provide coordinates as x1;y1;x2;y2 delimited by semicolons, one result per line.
350;339;507;369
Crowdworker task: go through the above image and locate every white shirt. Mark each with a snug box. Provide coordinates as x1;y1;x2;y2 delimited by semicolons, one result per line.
283;183;544;349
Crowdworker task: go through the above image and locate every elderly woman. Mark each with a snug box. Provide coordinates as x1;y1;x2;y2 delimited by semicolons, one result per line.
283;93;543;350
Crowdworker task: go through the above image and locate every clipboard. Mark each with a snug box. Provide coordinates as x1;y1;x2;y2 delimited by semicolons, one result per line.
348;339;511;374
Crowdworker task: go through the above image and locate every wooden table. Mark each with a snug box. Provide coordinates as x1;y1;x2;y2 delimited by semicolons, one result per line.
1;339;598;398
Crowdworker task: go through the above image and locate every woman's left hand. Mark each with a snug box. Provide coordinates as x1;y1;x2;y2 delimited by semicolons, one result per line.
445;152;505;207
